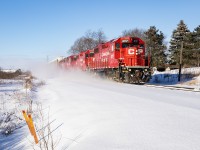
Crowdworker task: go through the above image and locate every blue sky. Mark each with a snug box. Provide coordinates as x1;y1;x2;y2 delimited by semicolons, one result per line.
0;0;200;69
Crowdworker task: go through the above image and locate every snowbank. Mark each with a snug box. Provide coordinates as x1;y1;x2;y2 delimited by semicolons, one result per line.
149;67;200;87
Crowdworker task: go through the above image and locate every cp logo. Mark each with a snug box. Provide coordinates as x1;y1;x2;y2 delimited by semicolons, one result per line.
128;49;135;55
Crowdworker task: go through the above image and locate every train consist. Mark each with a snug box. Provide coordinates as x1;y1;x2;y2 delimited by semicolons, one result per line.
59;36;151;83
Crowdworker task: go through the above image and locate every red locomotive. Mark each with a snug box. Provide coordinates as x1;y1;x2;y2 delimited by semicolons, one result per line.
59;36;151;83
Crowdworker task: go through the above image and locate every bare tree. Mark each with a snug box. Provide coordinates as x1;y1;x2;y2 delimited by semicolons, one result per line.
68;29;107;54
85;29;106;44
122;28;146;41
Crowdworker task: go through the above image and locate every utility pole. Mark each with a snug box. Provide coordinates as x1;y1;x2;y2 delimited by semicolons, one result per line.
178;41;183;82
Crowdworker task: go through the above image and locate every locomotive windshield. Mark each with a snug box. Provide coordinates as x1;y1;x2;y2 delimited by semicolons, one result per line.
122;39;140;48
132;39;139;45
122;43;129;48
122;43;138;48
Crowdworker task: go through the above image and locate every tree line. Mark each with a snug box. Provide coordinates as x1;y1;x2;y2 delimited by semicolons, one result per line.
68;20;200;68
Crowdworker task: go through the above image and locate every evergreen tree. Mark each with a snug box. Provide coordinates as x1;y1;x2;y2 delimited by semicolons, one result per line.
192;25;200;66
145;26;167;68
169;20;192;66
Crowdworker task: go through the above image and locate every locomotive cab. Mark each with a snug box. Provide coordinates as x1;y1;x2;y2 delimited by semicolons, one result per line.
114;37;150;83
121;37;145;67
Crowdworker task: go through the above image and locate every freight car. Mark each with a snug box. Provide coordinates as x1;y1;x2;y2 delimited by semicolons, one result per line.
59;36;151;83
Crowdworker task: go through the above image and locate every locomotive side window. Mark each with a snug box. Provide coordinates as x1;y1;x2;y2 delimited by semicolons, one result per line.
73;56;78;61
94;48;99;53
102;44;108;49
90;53;94;57
115;43;120;50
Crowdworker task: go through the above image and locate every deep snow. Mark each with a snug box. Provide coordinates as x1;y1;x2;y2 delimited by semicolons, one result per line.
1;68;200;150
36;70;200;150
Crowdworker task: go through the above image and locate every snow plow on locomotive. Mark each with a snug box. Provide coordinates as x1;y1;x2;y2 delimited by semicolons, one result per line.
59;36;151;83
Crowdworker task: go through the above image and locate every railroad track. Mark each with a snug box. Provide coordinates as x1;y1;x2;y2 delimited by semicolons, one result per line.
111;78;200;92
145;84;200;92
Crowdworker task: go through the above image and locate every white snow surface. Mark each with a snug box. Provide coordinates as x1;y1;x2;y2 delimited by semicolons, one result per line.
1;67;200;150
149;67;200;89
36;70;200;150
0;79;29;149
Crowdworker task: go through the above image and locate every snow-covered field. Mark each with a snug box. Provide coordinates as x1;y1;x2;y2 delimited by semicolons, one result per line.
1;68;200;150
0;79;28;149
150;67;200;90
